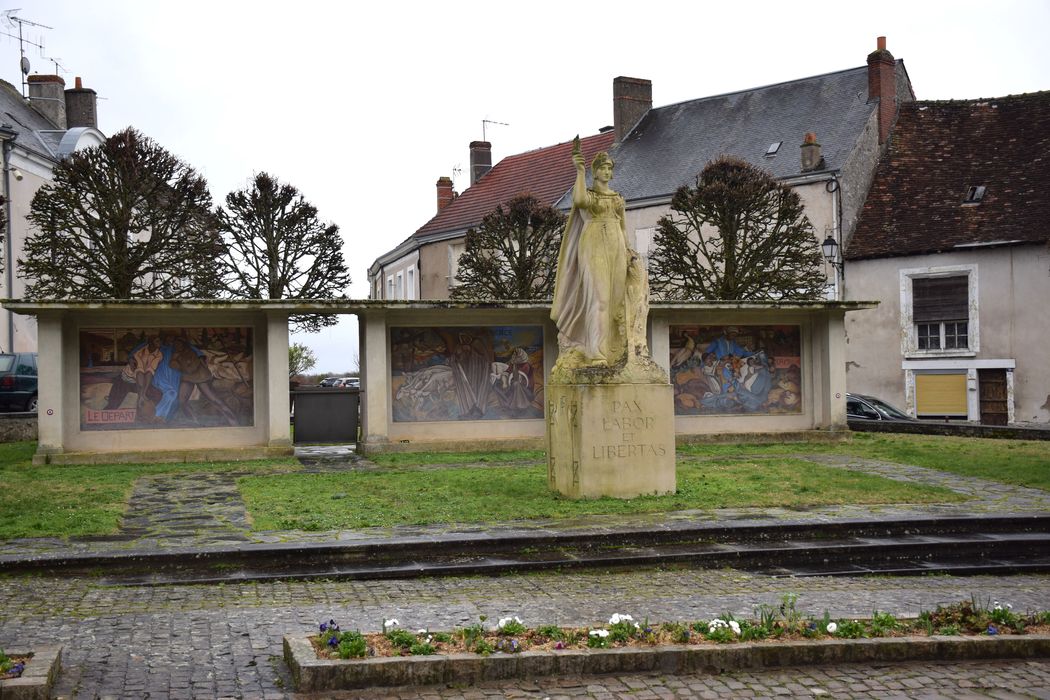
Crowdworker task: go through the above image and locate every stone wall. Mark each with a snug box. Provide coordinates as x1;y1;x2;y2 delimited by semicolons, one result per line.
0;412;37;442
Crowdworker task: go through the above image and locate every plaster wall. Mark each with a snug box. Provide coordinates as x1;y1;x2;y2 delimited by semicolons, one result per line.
0;167;50;352
844;244;1050;424
418;239;457;300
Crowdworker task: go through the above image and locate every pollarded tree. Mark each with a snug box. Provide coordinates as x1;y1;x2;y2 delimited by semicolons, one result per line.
21;127;223;299
217;172;350;332
450;193;566;300
649;157;828;300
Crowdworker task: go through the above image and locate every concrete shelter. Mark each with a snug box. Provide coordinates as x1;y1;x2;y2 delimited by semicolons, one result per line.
4;299;872;464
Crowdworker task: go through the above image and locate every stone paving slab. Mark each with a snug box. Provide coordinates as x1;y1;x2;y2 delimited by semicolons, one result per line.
3;567;1050;699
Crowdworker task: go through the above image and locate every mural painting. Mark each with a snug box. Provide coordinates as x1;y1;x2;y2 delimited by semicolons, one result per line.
79;327;254;430
391;326;544;422
669;325;802;416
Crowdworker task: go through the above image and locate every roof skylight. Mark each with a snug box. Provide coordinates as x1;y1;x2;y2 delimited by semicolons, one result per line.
963;185;986;204
765;142;782;156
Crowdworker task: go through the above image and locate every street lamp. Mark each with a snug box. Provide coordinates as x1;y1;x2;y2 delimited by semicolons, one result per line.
821;234;843;277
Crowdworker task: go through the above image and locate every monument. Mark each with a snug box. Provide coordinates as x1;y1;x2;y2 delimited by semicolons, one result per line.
547;137;675;498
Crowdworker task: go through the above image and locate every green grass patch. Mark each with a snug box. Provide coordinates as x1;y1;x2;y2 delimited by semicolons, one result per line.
0;442;299;540
680;432;1050;491
239;458;961;531
368;449;545;467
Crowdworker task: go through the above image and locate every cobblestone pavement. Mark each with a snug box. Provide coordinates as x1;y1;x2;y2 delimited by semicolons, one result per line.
3;567;1050;698
3;450;1050;561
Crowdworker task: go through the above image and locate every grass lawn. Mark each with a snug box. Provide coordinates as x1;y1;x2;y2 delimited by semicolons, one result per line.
679;432;1050;491
239;457;962;531
0;441;299;540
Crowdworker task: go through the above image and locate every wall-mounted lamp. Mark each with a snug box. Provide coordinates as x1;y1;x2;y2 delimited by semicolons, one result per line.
8;167;22;182
821;233;844;278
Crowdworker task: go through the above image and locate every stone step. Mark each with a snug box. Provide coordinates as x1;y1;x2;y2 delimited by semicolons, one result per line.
6;514;1049;585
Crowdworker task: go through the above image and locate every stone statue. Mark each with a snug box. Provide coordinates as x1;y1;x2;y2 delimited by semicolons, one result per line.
550;136;663;384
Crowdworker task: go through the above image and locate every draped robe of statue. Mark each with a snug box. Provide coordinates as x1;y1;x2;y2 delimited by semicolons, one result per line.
551;186;628;365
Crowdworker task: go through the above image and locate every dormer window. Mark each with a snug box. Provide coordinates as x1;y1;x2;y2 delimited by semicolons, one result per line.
765;142;782;157
963;185;986;204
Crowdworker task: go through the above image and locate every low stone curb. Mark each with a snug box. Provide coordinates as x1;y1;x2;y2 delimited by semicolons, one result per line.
0;646;61;700
284;633;1050;692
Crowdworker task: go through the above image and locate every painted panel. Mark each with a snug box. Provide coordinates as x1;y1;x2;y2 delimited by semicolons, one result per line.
669;325;802;415
915;373;967;415
391;326;543;422
79;327;254;430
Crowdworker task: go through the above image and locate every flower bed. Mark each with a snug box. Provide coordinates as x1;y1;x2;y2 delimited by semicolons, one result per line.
284;598;1050;692
0;646;62;700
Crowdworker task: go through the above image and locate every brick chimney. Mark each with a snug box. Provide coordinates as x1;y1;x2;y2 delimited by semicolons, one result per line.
867;36;897;144
469;141;492;185
64;76;98;129
27;74;67;129
436;176;455;212
613;76;652;143
800;132;824;172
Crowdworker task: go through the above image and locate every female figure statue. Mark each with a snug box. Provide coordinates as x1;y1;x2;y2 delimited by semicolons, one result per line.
551;140;630;367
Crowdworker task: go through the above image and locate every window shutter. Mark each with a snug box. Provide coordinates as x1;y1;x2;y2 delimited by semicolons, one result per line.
913;276;968;322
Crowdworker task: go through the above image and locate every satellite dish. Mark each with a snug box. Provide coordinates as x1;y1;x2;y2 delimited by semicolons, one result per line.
20;56;29;75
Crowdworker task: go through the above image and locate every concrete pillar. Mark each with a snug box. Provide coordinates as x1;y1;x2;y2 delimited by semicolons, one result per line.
265;311;291;447
35;312;64;458
822;310;848;429
359;310;390;449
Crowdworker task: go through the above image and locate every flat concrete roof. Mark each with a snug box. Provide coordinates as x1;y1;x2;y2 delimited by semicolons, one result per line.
1;298;879;315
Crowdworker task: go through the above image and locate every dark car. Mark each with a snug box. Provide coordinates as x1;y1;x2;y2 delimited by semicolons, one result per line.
846;392;915;422
0;352;38;412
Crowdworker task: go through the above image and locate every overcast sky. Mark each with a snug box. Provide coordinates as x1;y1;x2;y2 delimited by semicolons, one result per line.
3;1;1048;372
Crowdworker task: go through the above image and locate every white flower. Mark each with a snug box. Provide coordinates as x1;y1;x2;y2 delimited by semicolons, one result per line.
497;616;524;629
589;629;610;638
417;628;427;635
708;619;729;632
383;619;399;630
608;613;634;625
728;621;741;635
826;622;838;634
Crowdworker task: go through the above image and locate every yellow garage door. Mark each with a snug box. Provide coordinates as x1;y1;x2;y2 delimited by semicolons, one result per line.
916;373;967;416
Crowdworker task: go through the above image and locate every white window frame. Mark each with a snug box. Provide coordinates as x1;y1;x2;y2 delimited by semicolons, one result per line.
396;271;404;300
447;241;466;288
407;268;415;300
634;226;656;270
387;275;394;300
899;264;979;358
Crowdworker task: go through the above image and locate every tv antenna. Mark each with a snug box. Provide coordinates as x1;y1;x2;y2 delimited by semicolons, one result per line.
1;10;53;97
482;118;508;142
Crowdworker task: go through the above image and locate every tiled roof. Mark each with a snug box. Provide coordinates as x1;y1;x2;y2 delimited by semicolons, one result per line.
847;91;1050;260
0;79;65;162
416;131;615;237
578;65;883;206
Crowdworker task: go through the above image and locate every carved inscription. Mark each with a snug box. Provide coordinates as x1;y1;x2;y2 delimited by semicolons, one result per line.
592;398;667;459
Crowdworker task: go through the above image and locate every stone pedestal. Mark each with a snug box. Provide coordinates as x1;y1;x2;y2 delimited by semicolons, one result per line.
547;382;675;499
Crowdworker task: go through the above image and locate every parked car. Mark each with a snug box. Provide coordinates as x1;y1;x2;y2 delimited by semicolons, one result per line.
846;392;916;422
0;352;38;412
319;377;343;387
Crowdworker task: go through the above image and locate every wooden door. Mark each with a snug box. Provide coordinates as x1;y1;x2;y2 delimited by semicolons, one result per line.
978;369;1009;426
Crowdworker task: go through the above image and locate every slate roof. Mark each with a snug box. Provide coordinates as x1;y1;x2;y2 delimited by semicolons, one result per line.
372;131;614;270
0;79;64;162
846;91;1050;260
567;65;887;207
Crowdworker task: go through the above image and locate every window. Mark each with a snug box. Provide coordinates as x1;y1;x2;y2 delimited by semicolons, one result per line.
448;241;467;286
765;142;782;156
913;276;969;351
407;268;415;300
634;227;656;269
396;272;404;300
387;275;394;299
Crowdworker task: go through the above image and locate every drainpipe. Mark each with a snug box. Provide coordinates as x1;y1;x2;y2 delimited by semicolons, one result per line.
0;124;16;352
